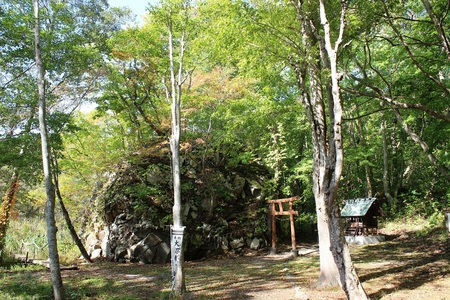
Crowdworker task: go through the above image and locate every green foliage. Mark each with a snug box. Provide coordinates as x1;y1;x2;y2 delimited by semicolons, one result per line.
253;206;269;238
340;0;450;205
2;0;450;265
96;23;171;141
390;189;448;220
4;214;81;265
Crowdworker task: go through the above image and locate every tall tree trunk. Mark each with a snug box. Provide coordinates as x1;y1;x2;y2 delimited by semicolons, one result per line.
56;185;93;263
0;173;19;265
290;2;341;285
380;107;394;204
356;119;374;197
349;119;375;197
34;1;65;298
291;0;368;298
270;124;284;196
364;164;373;197
167;9;186;296
319;1;367;297
380;120;393;200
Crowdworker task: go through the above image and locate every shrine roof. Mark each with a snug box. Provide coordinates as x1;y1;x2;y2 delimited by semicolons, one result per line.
341;198;378;217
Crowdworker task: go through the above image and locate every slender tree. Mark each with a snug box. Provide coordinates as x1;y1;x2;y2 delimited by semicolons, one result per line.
380;106;394;203
168;17;186;293
149;0;192;295
52;152;92;263
33;0;65;298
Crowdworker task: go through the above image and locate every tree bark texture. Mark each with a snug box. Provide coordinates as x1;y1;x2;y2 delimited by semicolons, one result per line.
34;0;65;298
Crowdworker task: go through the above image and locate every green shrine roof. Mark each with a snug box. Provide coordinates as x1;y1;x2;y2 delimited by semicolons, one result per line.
341;198;377;217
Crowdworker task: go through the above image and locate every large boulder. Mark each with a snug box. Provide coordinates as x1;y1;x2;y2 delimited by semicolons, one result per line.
89;139;271;263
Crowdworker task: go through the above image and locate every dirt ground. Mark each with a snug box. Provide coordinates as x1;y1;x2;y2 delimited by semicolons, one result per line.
2;227;449;299
55;227;450;300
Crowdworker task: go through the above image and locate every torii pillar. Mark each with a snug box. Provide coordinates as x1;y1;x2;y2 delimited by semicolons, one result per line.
268;196;299;256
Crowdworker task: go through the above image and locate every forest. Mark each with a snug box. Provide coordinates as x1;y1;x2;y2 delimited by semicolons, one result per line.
0;0;449;299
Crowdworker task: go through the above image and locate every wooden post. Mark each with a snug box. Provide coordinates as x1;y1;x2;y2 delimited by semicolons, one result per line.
271;202;277;254
289;201;297;257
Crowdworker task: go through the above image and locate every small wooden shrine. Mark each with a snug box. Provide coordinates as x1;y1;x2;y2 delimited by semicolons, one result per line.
341;198;384;236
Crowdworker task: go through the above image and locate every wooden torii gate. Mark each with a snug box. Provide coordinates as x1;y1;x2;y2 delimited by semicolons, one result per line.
268;196;299;255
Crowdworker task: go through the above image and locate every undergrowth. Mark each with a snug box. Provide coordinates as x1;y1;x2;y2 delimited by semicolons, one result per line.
3;215;81;266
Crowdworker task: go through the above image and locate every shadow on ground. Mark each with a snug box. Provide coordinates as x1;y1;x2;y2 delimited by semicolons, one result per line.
351;230;449;299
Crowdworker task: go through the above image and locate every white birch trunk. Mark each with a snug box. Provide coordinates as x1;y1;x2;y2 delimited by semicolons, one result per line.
380;107;394;203
168;10;186;295
33;0;65;299
319;1;367;298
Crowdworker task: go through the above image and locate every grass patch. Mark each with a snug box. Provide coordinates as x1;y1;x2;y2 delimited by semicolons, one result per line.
0;265;52;299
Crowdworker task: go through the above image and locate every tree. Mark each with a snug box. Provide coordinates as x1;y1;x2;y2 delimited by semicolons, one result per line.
1;0;128;155
168;12;186;292
284;0;367;297
191;1;367;296
33;0;65;298
148;0;195;295
52;153;92;263
200;0;365;296
319;0;367;297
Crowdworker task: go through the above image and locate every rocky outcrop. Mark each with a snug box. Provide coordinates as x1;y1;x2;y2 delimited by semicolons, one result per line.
87;139;270;263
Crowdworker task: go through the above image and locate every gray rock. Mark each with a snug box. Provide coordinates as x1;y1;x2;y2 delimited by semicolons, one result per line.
132;243;155;264
230;237;244;249
143;233;163;247
85;232;99;255
202;223;212;232
220;237;229;251
247;179;263;199
232;176;246;196
100;227;110;257
115;246;128;261
250;237;260;250
217;218;228;227
154;241;171;263
146;166;163;185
